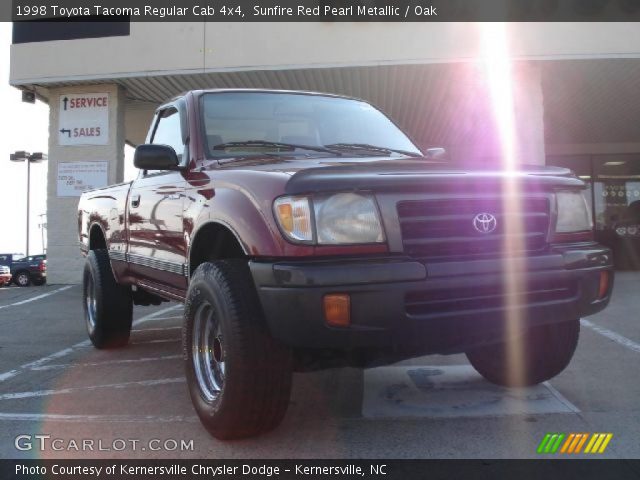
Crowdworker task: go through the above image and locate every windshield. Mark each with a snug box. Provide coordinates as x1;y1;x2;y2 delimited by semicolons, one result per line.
201;92;422;158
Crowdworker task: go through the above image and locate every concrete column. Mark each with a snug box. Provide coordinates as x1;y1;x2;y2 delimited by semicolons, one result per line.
125;100;157;146
46;84;125;284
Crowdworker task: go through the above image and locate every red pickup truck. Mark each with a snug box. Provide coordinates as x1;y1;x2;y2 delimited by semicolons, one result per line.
78;89;613;439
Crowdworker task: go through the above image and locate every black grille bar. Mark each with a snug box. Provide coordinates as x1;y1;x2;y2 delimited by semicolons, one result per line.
405;282;576;317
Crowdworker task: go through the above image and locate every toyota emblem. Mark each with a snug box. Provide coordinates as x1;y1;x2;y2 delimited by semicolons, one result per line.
473;213;497;234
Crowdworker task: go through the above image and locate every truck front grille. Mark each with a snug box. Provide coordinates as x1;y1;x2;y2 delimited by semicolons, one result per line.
397;196;550;260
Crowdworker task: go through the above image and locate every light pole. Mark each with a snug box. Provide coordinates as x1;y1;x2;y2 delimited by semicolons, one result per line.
9;151;47;257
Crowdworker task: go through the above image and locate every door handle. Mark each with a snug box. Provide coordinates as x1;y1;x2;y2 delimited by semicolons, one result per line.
131;194;141;208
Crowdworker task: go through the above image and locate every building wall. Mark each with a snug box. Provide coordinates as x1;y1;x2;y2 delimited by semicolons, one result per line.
10;23;640;86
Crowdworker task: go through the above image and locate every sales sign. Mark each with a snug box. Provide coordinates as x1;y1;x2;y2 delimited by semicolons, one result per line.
57;161;108;197
58;93;110;146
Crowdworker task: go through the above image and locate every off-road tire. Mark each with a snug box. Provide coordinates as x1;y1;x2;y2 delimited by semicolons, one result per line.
14;271;31;287
184;260;293;440
83;249;133;349
466;319;580;387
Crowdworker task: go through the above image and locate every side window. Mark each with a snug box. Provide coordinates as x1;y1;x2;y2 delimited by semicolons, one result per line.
151;108;184;163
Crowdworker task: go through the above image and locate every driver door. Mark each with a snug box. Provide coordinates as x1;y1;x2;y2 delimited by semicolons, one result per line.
127;106;187;290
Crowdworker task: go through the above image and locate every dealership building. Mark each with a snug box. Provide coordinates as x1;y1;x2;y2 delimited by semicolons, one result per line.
9;21;640;283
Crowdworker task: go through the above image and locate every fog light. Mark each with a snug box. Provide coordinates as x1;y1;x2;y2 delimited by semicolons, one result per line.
598;271;610;299
323;294;350;327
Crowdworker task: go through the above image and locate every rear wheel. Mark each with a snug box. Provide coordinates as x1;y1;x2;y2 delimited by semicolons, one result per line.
15;271;31;287
466;319;580;387
184;260;293;440
83;249;133;349
32;278;46;286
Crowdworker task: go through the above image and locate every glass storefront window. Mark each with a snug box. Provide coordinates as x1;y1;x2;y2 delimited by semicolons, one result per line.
548;154;640;269
593;155;640;230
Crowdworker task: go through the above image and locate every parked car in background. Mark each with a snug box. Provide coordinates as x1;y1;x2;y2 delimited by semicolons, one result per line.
0;253;47;287
13;254;47;287
0;254;23;263
0;253;24;273
0;254;24;285
0;265;11;287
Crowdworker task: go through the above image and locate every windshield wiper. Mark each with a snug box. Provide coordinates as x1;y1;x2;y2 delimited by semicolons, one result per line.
212;140;342;156
323;143;422;158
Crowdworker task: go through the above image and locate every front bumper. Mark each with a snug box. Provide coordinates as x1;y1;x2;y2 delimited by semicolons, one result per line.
250;245;613;354
0;274;12;285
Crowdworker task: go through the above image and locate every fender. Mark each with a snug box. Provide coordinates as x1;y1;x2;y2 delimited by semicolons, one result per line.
187;186;284;260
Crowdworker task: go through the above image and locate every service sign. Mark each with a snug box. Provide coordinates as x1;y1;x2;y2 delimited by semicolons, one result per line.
57;161;108;197
58;93;110;146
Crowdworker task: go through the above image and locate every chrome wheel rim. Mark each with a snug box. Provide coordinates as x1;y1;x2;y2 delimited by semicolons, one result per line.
17;274;29;286
85;275;97;332
192;302;225;402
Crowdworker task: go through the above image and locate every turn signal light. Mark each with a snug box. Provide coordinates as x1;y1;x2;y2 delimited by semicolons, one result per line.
598;271;610;299
276;203;294;232
274;196;313;242
323;294;350;327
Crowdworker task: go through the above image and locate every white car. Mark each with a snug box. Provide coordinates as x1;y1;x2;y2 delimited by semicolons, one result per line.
0;265;11;287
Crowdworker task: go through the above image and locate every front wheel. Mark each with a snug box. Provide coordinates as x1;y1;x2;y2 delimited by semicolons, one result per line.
466;319;580;387
14;271;31;287
184;260;293;440
83;249;133;349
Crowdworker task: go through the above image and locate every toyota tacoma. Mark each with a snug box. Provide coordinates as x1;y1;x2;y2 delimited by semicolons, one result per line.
78;89;613;439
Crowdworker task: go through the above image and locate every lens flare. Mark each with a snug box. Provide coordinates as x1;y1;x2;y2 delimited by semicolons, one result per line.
480;23;527;387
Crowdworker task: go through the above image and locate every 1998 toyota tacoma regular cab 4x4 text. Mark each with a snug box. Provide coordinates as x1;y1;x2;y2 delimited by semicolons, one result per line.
78;89;613;439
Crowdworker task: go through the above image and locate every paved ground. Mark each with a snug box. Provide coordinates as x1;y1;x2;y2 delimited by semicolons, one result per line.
0;274;638;459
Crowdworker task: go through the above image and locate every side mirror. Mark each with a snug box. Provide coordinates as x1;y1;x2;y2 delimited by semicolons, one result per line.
134;144;180;170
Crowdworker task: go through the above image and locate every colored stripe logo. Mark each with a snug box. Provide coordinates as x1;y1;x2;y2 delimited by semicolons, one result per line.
537;433;613;454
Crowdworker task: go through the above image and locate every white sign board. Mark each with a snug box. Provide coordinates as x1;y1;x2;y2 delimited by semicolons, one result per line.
58;93;110;146
57;161;108;197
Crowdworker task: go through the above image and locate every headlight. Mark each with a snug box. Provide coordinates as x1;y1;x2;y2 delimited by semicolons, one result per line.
274;193;385;245
314;193;385;244
555;191;593;233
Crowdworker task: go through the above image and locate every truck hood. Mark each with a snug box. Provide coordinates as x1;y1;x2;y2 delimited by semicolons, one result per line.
213;155;583;194
283;158;582;194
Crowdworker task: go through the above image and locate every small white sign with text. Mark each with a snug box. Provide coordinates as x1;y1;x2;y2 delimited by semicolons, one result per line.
57;161;108;197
